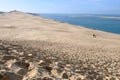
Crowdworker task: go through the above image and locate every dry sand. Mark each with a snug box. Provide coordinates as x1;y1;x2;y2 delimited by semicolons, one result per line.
0;11;120;80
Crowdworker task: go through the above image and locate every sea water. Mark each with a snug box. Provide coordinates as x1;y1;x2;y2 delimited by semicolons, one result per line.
39;14;120;34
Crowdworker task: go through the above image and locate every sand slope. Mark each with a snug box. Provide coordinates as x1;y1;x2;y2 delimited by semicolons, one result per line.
0;11;120;56
0;11;120;44
0;10;120;80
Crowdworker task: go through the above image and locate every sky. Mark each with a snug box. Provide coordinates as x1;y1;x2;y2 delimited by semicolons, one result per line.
0;0;120;14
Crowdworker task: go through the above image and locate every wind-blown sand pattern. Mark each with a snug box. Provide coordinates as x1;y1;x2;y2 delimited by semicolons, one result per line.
0;11;120;80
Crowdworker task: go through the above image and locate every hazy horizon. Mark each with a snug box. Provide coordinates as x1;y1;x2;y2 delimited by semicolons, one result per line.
1;11;120;15
0;0;120;14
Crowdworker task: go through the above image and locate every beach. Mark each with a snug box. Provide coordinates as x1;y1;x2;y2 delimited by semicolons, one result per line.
0;11;120;80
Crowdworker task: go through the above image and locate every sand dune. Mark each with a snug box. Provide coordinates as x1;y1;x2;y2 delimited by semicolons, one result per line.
0;11;120;80
0;11;120;44
0;11;120;56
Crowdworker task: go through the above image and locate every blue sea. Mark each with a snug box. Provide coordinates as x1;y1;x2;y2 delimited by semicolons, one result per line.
39;14;120;34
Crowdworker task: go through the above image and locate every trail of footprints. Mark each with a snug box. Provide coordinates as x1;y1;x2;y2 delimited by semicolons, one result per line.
0;40;120;80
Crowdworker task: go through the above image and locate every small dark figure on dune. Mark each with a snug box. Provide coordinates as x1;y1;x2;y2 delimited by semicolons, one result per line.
93;34;96;38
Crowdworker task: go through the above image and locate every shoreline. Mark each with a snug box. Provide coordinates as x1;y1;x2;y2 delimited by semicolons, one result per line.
38;14;120;34
44;17;120;35
1;12;120;34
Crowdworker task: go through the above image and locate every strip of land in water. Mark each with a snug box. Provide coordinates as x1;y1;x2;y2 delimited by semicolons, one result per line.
100;16;120;19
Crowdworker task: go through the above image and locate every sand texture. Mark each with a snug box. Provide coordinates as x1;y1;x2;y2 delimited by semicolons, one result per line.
0;11;120;80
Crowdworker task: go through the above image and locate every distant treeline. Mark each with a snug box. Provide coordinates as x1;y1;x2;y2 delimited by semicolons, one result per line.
28;13;40;16
0;11;39;16
0;12;4;14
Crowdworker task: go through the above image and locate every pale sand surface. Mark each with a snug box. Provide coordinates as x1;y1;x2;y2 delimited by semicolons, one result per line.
0;11;120;60
0;12;119;44
0;11;120;80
